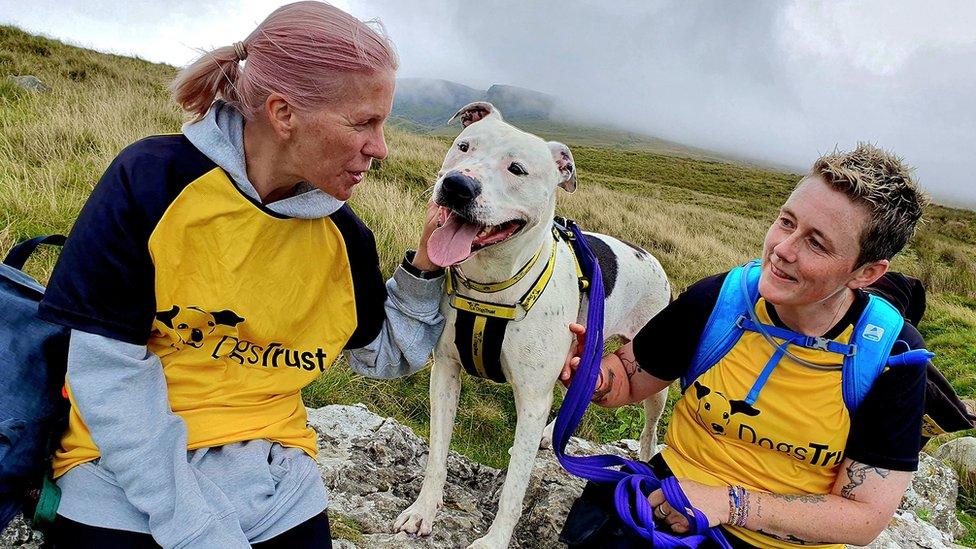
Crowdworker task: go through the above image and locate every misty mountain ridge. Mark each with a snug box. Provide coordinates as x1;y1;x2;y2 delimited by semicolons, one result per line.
391;77;731;161
392;78;554;127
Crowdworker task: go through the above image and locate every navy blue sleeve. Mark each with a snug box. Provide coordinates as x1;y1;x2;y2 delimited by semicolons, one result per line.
38;136;213;345
631;272;728;381
330;205;388;350
845;323;926;471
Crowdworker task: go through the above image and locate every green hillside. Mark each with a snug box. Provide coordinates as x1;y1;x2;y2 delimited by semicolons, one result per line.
2;25;974;542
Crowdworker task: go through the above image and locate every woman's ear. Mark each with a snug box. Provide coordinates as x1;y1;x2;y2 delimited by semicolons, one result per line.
265;93;295;139
849;258;889;290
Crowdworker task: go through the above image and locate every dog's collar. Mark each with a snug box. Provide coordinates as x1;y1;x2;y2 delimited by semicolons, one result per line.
446;233;557;321
450;236;548;294
445;224;589;322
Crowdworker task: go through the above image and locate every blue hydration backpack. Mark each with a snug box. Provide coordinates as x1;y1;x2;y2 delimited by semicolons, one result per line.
683;260;934;414
0;235;70;531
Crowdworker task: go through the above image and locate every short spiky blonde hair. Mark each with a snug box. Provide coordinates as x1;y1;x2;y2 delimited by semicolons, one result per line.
810;143;928;267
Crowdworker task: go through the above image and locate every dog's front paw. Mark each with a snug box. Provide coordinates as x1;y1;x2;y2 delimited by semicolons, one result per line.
393;500;440;536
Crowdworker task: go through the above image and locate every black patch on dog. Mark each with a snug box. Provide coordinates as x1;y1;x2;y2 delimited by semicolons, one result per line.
210;309;246;327
583;235;617;298
620;239;650;260
155;305;180;328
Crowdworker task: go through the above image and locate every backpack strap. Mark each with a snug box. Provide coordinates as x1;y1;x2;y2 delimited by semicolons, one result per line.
843;294;933;413
683;260;761;392
3;235;67;270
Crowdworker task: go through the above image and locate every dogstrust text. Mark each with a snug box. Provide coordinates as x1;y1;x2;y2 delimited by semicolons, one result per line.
736;422;845;467
211;336;332;372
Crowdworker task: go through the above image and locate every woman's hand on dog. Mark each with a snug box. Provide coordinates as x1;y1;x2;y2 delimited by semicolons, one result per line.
412;201;442;272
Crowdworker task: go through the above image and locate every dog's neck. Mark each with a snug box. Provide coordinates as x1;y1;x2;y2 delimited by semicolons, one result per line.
454;213;555;288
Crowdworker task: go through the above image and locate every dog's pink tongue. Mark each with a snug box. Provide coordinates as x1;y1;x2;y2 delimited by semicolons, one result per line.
428;212;480;267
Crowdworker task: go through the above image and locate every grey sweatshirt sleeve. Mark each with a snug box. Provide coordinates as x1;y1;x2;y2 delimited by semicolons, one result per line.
66;330;250;548
345;264;444;378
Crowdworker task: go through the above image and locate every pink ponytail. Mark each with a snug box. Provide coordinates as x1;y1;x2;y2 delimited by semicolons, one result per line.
171;1;398;120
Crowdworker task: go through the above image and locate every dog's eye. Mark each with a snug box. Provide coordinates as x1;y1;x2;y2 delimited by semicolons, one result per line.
208;321;215;327
508;162;528;176
177;323;188;329
457;141;469;152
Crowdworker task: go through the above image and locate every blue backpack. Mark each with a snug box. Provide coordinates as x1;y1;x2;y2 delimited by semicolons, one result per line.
683;260;934;414
0;235;70;531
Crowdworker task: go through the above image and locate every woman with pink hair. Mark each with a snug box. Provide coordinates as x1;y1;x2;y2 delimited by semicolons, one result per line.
38;3;443;547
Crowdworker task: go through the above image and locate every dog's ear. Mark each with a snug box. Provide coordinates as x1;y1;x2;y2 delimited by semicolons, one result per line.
694;380;710;399
211;309;245;327
155;305;180;329
448;101;502;127
548;141;576;193
729;400;761;417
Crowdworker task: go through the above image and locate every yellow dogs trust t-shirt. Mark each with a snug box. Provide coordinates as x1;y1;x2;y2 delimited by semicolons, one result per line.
40;136;386;477
663;298;851;549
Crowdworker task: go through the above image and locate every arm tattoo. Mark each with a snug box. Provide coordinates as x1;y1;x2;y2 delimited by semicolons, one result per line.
841;463;890;500
620;356;639;380
592;369;616;403
769;493;828;504
752;493;827;545
757;530;818;545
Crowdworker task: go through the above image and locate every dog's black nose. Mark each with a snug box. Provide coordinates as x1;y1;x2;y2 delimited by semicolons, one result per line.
191;329;203;342
440;172;481;205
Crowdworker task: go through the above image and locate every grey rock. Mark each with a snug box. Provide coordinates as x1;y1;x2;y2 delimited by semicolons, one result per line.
850;510;955;549
900;452;965;539
308;403;634;548
4;405;969;548
935;437;976;484
5;76;50;93
0;514;42;549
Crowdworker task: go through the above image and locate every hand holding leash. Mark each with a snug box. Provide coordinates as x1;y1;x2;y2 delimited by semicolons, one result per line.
560;323;586;383
648;480;726;534
560;323;615;403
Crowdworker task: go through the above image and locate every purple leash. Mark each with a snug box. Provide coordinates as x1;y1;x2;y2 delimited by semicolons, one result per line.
553;221;731;548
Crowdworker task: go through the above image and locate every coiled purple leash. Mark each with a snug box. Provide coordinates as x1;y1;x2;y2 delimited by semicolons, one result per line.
553;220;731;548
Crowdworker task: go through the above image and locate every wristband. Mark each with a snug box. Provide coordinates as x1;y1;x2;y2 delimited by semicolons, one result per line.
402;250;445;279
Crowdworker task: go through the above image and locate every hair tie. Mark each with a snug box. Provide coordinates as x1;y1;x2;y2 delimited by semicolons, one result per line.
233;41;248;61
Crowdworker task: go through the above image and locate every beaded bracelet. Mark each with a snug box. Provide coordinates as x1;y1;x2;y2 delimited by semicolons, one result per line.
727;485;748;527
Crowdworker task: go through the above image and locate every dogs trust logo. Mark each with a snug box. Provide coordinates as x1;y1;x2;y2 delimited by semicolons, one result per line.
691;380;759;436
691;380;846;467
153;305;333;372
154;305;245;350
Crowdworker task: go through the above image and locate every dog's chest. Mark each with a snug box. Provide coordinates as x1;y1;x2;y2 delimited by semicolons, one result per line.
436;248;580;379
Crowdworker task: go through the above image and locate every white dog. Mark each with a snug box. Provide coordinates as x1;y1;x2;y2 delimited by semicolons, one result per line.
393;102;672;548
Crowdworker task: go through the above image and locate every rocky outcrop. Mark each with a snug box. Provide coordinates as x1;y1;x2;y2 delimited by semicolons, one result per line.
899;452;966;539
936;437;976;484
1;405;969;548
852;510;956;549
5;76;50;93
308;403;636;548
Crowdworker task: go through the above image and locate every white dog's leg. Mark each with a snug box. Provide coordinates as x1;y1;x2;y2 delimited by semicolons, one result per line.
394;358;462;536
638;388;668;462
539;417;555;450
468;380;553;549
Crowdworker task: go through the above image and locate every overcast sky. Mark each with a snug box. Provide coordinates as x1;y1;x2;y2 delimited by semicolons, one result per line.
3;1;975;208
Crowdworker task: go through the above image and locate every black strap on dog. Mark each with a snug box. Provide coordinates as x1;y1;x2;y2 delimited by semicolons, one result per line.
454;310;509;383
